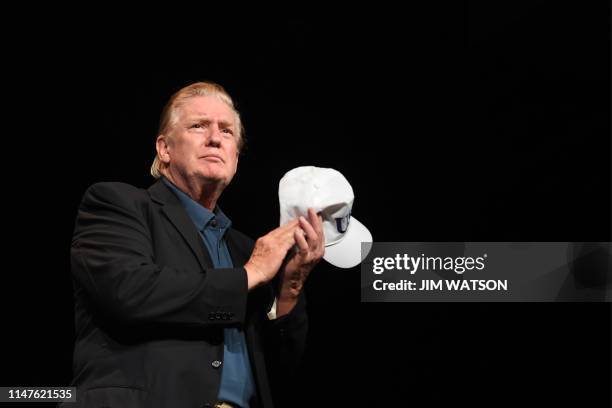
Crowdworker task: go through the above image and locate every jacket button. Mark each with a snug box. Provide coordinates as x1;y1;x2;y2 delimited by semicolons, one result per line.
212;360;222;369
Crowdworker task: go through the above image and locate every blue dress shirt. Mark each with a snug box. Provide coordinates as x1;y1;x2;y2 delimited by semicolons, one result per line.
163;178;255;408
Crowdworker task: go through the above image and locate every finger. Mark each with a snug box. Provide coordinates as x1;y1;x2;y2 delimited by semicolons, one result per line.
294;228;309;254
308;208;325;240
299;216;318;243
269;222;298;247
272;219;300;238
306;209;324;249
279;219;300;231
281;226;299;248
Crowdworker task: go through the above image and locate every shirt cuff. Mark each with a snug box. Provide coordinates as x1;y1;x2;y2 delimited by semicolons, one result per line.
266;297;278;320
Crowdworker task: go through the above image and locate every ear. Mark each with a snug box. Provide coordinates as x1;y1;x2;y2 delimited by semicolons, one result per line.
156;135;171;164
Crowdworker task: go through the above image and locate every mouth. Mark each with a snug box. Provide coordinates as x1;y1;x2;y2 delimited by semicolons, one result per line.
201;155;224;163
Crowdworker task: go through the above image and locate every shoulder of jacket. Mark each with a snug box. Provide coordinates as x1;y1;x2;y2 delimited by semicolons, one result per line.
82;181;149;206
86;181;144;195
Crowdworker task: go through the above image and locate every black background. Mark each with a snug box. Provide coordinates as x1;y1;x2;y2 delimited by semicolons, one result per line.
1;2;610;407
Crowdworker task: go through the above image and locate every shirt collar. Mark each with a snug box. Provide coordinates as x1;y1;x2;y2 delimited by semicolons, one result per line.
162;177;232;233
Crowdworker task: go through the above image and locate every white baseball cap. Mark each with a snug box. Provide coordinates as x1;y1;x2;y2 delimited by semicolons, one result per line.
279;166;373;268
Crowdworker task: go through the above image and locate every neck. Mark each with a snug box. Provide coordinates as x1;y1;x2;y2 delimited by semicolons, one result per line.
163;171;224;211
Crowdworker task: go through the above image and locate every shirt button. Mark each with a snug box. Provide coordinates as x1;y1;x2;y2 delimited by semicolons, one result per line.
212;360;222;369
210;219;218;227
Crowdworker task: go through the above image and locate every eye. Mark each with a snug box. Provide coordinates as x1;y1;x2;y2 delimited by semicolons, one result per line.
222;128;234;135
189;123;203;129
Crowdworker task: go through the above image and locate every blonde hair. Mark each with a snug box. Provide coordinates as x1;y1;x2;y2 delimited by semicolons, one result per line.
151;81;245;178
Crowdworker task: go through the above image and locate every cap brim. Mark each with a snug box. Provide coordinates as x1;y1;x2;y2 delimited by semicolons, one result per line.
323;216;373;268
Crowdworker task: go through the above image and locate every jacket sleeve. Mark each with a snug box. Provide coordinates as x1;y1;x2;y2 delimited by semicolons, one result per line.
263;290;308;401
71;182;248;328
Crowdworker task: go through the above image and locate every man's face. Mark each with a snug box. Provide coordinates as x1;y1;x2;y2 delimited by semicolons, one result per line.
163;95;239;188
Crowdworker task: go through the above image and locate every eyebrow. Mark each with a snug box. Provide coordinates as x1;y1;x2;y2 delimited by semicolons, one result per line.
186;115;235;128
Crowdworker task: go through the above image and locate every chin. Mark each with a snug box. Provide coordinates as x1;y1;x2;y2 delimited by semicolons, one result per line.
198;172;229;185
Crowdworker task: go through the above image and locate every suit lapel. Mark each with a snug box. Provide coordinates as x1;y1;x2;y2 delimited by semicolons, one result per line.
148;180;273;312
225;229;251;267
148;180;213;270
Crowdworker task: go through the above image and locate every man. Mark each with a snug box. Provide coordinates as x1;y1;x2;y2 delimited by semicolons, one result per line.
65;82;324;408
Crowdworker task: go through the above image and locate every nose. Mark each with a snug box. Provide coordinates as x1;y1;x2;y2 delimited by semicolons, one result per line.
207;124;222;147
